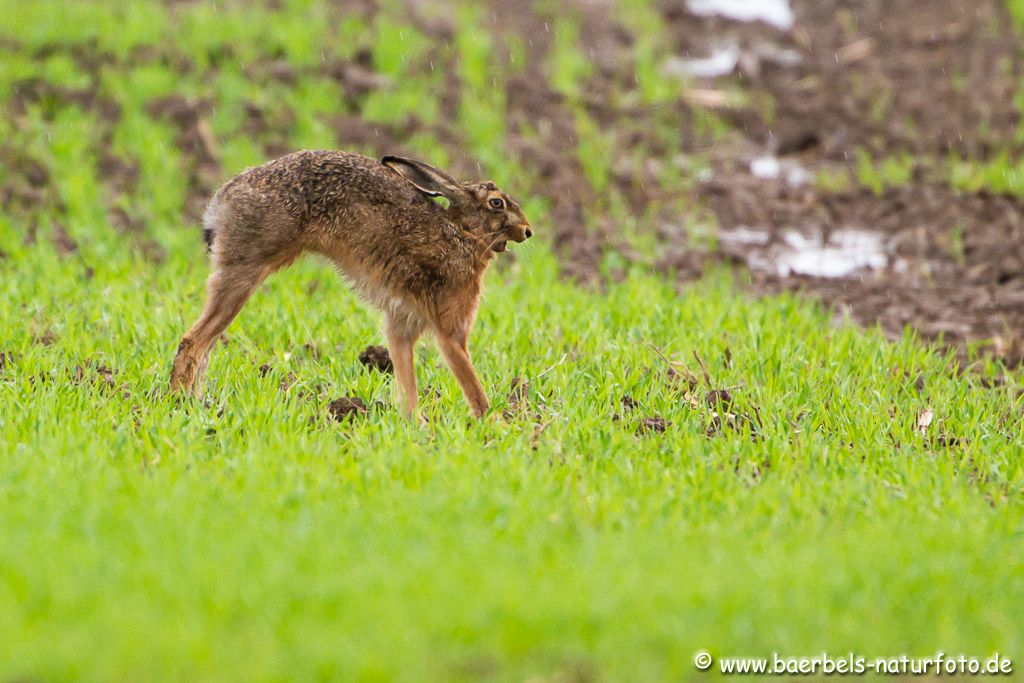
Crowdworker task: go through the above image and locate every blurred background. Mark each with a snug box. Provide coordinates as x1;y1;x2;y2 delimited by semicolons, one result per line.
2;0;1023;359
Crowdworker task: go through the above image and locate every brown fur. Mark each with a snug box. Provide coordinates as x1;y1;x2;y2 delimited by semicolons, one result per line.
170;150;533;418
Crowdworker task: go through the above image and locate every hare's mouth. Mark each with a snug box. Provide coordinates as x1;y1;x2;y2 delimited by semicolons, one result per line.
492;240;508;253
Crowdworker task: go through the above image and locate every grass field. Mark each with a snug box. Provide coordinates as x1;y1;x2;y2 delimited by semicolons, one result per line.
2;1;1023;680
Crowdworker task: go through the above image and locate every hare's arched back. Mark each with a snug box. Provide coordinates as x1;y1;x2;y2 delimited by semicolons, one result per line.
170;150;533;419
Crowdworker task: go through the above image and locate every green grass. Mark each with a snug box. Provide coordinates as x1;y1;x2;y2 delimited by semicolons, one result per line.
3;236;1023;681
949;152;1024;196
855;149;916;195
2;0;1024;680
1010;0;1024;32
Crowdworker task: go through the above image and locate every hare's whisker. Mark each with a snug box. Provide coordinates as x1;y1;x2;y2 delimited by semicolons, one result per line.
469;228;507;259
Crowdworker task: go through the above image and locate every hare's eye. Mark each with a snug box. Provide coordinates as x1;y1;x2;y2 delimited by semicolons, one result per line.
488;197;504;210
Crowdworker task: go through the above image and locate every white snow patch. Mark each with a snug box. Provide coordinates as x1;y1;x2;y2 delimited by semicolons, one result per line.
764;230;888;278
750;155;811;187
663;44;740;78
686;0;795;31
749;155;781;179
719;227;771;246
783;164;811;187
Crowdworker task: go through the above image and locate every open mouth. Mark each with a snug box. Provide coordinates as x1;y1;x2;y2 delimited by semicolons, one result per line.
492;240;508;253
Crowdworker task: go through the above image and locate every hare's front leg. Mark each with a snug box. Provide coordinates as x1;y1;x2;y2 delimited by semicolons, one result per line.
385;314;424;419
436;331;490;418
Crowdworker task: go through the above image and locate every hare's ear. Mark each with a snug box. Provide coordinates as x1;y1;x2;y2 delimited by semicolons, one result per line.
382;156;461;198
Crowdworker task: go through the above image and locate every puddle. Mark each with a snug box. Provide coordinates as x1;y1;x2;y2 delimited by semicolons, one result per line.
722;228;889;278
686;0;795;30
772;230;888;277
749;155;811;187
663;43;740;78
749;156;781;178
719;226;771;246
663;39;801;83
751;43;802;68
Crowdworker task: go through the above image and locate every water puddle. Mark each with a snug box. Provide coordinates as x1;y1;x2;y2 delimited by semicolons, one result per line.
718;227;771;246
720;228;889;278
663;43;740;78
749;155;811;187
686;0;795;30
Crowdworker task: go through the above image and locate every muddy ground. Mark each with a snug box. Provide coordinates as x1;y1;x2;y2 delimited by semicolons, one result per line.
658;0;1024;366
3;0;1023;366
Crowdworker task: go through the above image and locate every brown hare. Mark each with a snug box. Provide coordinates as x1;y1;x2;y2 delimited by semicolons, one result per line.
169;150;533;419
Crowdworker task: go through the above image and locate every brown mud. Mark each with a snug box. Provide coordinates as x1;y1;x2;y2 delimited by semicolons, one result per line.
655;0;1024;364
328;395;368;422
358;345;393;374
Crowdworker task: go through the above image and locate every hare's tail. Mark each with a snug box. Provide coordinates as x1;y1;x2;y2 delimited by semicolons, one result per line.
201;194;226;254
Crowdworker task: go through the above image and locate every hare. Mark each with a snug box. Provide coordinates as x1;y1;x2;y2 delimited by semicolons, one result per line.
169;150;533;419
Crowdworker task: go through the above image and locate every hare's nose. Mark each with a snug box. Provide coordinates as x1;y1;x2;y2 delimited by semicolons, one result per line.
525;228;533;239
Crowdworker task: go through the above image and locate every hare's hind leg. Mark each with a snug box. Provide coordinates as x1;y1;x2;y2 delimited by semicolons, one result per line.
171;248;300;397
172;195;302;397
170;264;269;397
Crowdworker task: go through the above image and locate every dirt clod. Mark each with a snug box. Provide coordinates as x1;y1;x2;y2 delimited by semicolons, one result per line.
52;223;78;255
358;345;393;374
637;416;668;435
328;396;368;422
302;342;321;361
279;372;297;392
705;389;733;410
509;376;529;404
33;329;56;346
503;376;534;419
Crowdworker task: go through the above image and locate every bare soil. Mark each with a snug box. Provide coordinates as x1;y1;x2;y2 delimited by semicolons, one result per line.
2;0;1022;365
656;0;1024;364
